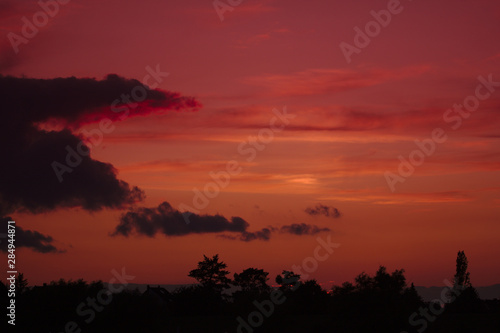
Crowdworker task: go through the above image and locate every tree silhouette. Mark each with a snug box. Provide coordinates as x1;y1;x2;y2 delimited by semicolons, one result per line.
333;266;409;296
447;250;483;314
233;267;270;294
453;250;471;290
3;254;498;333
331;281;355;296
15;272;28;294
330;266;424;332
275;270;301;291
293;279;329;314
188;254;231;292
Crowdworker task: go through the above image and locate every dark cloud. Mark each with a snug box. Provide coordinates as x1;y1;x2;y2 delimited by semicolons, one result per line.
112;202;249;237
0;217;63;253
305;204;342;219
114;202;330;241
0;74;199;218
0;74;199;128
240;228;272;241
220;228;273;242
280;223;330;235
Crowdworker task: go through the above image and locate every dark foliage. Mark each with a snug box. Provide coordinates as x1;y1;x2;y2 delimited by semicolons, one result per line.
3;252;498;333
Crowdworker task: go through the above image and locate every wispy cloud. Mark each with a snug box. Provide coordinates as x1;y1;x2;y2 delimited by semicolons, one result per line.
280;223;330;235
243;66;430;97
320;189;474;205
234;28;289;49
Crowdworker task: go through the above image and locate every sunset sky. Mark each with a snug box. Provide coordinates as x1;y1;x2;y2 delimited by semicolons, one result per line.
1;0;499;289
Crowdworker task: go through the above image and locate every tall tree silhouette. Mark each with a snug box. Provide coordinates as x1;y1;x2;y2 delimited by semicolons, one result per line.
453;250;471;290
448;250;483;314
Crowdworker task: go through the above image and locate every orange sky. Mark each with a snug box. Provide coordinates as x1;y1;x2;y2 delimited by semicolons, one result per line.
1;0;499;288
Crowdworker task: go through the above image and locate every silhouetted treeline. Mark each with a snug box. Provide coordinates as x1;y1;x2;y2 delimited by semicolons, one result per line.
1;252;499;333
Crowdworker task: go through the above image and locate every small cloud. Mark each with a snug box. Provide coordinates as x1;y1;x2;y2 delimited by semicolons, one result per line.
305;204;342;218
